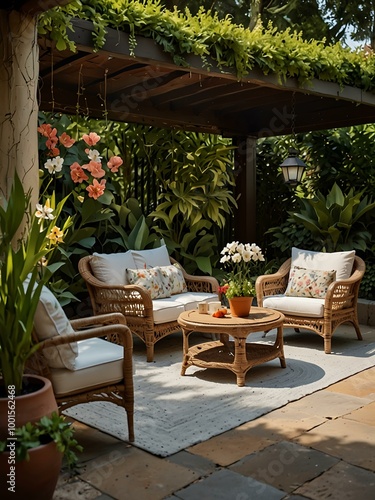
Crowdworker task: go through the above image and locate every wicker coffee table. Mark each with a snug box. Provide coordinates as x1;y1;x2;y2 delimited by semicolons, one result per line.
178;307;286;387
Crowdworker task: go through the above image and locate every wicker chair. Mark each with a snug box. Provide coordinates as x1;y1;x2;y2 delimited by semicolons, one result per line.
78;256;219;362
256;255;365;354
27;312;134;442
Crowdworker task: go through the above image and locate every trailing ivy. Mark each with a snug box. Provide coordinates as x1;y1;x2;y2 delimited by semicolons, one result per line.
38;0;375;91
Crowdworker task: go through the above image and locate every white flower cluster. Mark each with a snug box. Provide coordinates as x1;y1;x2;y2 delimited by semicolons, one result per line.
44;156;64;174
220;241;265;265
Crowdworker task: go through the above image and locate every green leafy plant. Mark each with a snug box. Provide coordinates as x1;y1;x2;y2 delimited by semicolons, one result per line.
150;131;237;274
288;183;375;252
0;174;70;394
0;412;82;469
359;261;375;300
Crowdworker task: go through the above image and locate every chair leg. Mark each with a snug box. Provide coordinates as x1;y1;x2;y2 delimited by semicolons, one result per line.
146;342;154;362
353;321;363;341
324;335;331;354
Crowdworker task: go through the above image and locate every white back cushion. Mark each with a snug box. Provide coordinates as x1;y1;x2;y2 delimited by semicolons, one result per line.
91;251;136;284
131;244;171;268
291;247;355;280
34;286;78;370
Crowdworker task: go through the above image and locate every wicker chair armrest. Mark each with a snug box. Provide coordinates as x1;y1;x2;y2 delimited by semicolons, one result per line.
70;312;128;329
184;275;219;293
37;321;133;352
89;283;153;305
80;271;152;301
256;259;291;304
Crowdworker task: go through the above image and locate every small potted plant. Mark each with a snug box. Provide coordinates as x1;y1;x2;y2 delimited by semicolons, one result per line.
219;241;265;317
0;412;82;499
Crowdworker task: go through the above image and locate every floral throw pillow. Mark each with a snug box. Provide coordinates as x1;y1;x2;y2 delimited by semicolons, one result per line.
159;264;188;295
285;266;336;298
126;267;171;299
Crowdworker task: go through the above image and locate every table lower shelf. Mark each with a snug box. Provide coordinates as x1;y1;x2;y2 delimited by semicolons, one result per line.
182;339;286;386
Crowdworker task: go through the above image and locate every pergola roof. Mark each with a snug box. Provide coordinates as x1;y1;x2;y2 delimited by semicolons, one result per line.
37;19;375;138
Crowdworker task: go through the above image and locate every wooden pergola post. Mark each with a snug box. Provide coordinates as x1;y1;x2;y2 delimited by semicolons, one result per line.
0;9;39;206
233;136;257;243
0;1;72;207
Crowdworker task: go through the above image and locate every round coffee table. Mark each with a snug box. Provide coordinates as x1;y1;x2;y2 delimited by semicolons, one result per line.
178;307;286;387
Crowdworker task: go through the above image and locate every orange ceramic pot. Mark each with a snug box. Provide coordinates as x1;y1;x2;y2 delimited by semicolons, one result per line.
229;296;253;317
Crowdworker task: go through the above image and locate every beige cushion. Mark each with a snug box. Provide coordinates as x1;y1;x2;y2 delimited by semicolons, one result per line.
159;264;187;295
131;245;171;268
263;295;325;318
91;251;136;285
152;298;186;324
50;337;123;395
152;292;218;324
126;267;171;299
34;286;78;370
285;266;336;298
291;247;355;280
172;292;219;311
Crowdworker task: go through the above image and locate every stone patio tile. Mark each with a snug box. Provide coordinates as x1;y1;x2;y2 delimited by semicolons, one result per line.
343;400;375;426
254;406;327;439
79;445;198;500
172;469;285;500
70;420;127;463
53;474;103;499
187;421;277;466
280;390;371;419
230;441;339;493
186;405;328;467
165;450;218;476
325;366;375;400
294;418;375;471
295;461;375;500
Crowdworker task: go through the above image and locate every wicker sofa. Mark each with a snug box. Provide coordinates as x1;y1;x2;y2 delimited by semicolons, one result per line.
256;247;365;354
79;245;219;361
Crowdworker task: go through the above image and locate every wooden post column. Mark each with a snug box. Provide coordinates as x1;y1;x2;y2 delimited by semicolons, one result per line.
0;9;39;206
233;136;257;243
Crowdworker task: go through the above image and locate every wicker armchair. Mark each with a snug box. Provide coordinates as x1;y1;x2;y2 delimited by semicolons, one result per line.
27;312;134;442
256;255;365;354
78;256;219;362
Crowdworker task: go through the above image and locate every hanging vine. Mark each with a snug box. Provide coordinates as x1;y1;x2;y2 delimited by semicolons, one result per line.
37;0;375;92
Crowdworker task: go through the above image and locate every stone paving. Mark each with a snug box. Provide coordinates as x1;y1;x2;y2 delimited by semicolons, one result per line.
54;366;375;500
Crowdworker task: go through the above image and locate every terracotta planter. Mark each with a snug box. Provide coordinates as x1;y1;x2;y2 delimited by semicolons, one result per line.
0;440;62;500
229;296;253;317
0;375;61;499
0;375;58;441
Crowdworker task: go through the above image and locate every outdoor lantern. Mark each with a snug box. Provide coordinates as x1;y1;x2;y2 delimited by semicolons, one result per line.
280;148;306;186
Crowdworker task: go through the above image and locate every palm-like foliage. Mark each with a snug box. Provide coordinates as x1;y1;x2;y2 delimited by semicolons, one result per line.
289;183;375;252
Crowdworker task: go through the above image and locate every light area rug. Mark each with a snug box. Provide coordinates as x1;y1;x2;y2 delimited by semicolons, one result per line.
64;324;375;457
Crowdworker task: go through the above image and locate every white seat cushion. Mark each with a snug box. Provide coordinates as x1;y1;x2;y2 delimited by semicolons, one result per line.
172;292;219;311
291;247;355;280
263;294;325;318
152;297;186;324
50;337;124;396
152;292;218;324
